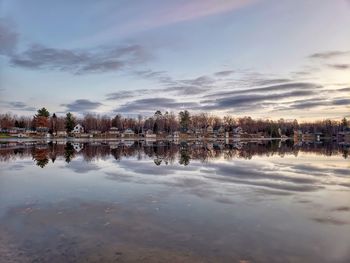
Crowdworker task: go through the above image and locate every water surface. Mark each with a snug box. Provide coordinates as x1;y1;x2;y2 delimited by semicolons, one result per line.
0;141;349;262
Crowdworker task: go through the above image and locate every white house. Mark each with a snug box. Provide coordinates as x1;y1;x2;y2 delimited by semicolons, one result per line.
108;127;120;135
145;129;156;138
122;128;135;137
72;124;84;134
232;126;243;134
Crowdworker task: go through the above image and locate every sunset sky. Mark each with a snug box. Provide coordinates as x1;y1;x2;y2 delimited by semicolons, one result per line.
0;0;349;121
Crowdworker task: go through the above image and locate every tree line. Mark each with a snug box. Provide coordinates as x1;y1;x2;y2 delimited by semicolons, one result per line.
0;108;349;137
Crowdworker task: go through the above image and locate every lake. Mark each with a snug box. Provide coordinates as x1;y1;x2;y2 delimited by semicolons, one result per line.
0;140;349;263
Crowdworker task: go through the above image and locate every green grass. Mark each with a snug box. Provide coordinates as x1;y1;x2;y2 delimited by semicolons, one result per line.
0;133;13;138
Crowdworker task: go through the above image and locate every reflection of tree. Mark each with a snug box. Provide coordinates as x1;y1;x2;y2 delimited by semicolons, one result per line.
33;147;49;168
0;141;348;167
179;149;190;166
64;143;75;163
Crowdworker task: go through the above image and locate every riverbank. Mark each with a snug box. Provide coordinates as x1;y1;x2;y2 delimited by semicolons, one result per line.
0;137;290;143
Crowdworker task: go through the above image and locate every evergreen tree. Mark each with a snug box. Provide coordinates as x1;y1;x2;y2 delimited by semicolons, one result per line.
36;107;50;118
65;112;75;133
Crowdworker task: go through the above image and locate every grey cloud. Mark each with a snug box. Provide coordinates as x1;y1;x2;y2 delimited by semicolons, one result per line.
10;44;148;74
214;70;235;77
309;50;350;59
105;90;139;101
6;101;36;111
164;85;211;95
201;90;315;111
283;97;350;110
311;217;349;225
61;99;103;112
114;97;199;113
0;18;18;55
204;82;319;99
328;64;350;70
333;98;350;106
182;75;215;86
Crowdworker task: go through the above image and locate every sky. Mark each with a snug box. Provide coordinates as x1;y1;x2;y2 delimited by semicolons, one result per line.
0;0;349;121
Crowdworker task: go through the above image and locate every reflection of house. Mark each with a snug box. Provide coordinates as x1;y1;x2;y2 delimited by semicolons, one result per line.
72;124;84;134
294;130;302;141
145;129;156;138
302;132;322;142
73;143;83;152
337;131;350;142
232;126;243;140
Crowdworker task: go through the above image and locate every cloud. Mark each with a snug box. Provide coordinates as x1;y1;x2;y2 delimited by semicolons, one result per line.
327;64;350;70
105;90;141;101
10;44;149;74
309;50;350;59
61;99;102;112
201;90;315;111
311;217;349;225
214;70;235;77
114;97;199;113
6;101;36;111
0;18;18;55
203;82;319;99
283;97;350;110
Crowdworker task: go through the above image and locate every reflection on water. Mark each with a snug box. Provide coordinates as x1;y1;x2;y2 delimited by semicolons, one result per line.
0;141;349;262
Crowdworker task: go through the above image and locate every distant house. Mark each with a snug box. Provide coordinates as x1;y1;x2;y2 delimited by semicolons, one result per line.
232;126;243;134
145;129;156;138
122;128;135;137
108;127;120;135
301;132;322;142
72;124;84;134
16;133;28;138
173;131;180;138
56;130;67;137
89;130;101;135
206;126;214;133
36;127;49;135
217;126;225;134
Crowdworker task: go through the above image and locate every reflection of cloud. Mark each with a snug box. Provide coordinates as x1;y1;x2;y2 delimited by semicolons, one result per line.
328;64;350;70
331;206;350;212
65;160;101;173
312;217;349;225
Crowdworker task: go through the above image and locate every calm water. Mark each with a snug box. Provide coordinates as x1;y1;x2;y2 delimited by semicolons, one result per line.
0;140;349;263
